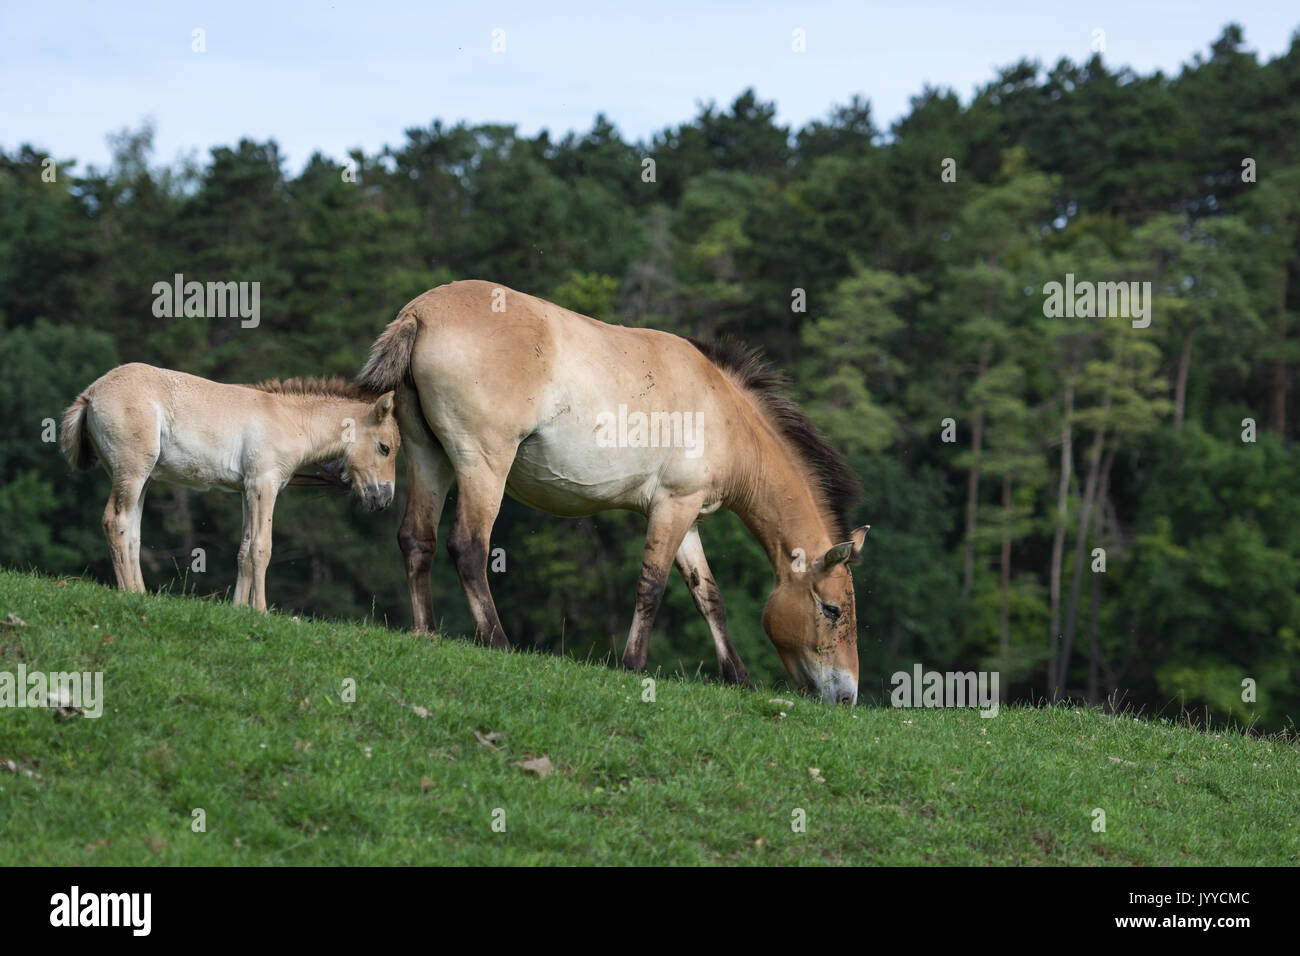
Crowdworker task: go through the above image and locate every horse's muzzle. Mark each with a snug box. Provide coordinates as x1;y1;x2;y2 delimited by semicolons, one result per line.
815;669;858;706
363;483;394;510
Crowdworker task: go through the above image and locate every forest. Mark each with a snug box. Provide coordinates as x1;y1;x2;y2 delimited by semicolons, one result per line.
2;24;1297;728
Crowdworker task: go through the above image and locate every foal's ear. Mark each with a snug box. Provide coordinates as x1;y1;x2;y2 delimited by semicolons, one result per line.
373;391;395;420
817;525;870;572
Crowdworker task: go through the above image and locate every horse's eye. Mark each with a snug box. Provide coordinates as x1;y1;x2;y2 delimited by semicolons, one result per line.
379;443;391;456
820;602;841;622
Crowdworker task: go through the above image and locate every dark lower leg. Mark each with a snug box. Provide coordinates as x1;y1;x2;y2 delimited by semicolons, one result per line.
620;500;703;672
447;479;509;649
621;560;670;671
675;528;751;687
399;503;437;632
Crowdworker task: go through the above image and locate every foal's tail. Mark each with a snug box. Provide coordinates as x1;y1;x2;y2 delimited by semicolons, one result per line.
60;393;98;470
356;309;419;394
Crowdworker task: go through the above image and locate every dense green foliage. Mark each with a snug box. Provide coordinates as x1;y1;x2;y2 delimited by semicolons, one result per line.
2;25;1298;726
1;571;1296;865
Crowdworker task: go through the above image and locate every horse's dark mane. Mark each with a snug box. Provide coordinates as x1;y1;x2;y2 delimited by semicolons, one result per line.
245;376;382;402
688;335;862;536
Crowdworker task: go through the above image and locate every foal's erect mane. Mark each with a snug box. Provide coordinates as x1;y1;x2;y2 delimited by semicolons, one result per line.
246;377;381;492
244;376;383;403
689;336;862;536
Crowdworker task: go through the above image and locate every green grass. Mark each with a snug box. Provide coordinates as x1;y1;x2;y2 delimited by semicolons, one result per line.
1;569;1297;866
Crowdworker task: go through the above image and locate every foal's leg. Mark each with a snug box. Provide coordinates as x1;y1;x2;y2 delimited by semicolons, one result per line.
446;460;513;650
621;497;706;673
126;477;151;593
99;416;158;593
233;496;253;606
244;477;279;612
102;474;148;592
674;524;752;687
395;387;454;634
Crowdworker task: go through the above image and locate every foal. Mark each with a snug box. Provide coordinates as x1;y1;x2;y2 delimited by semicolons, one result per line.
62;363;400;609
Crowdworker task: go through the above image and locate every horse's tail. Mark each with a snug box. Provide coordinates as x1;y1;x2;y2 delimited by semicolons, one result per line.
60;393;98;470
356;309;419;394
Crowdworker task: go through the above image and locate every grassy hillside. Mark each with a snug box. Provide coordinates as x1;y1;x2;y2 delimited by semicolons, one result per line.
0;569;1296;866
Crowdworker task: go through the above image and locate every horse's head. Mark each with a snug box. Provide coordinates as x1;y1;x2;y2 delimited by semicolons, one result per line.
342;391;401;510
762;526;869;705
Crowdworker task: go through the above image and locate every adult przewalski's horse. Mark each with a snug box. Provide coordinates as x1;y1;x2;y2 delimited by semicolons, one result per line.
358;280;868;703
62;364;401;609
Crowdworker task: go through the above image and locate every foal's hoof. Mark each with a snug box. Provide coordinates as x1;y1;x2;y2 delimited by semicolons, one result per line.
474;630;511;651
720;661;753;689
619;654;647;673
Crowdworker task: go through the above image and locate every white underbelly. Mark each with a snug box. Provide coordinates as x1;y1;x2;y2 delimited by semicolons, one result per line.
151;464;242;493
503;414;720;518
506;432;650;515
154;430;246;492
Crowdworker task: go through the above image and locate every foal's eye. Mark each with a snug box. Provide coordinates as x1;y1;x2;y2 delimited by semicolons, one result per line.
819;601;841;622
379;443;391;456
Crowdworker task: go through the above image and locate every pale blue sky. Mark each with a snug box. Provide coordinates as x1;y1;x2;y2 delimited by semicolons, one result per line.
2;1;1296;172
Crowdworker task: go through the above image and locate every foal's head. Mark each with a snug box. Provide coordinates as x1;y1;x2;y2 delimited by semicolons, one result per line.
342;391;401;510
762;526;869;705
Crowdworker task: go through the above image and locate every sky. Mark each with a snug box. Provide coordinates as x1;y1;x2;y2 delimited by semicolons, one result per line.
1;1;1296;173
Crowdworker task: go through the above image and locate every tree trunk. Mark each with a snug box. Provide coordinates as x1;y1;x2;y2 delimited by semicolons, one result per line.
1174;331;1193;430
1059;395;1111;697
1272;355;1288;440
1087;559;1101;705
1087;446;1117;705
963;340;991;598
1048;385;1074;699
1269;272;1288;439
999;475;1011;701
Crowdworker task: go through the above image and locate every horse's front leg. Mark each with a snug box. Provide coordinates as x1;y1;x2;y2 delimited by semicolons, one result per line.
621;496;705;673
233;496;253;606
241;477;279;612
248;479;279;612
674;524;752;687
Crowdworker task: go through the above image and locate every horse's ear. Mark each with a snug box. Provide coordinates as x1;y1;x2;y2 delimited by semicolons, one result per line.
847;525;870;562
374;391;395;420
817;525;869;572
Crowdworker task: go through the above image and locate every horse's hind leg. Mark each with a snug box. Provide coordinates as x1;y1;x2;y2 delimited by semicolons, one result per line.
92;400;158;593
446;460;512;650
102;473;149;593
396;387;454;633
127;477;152;592
674;524;752;688
621;496;705;673
102;487;131;590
